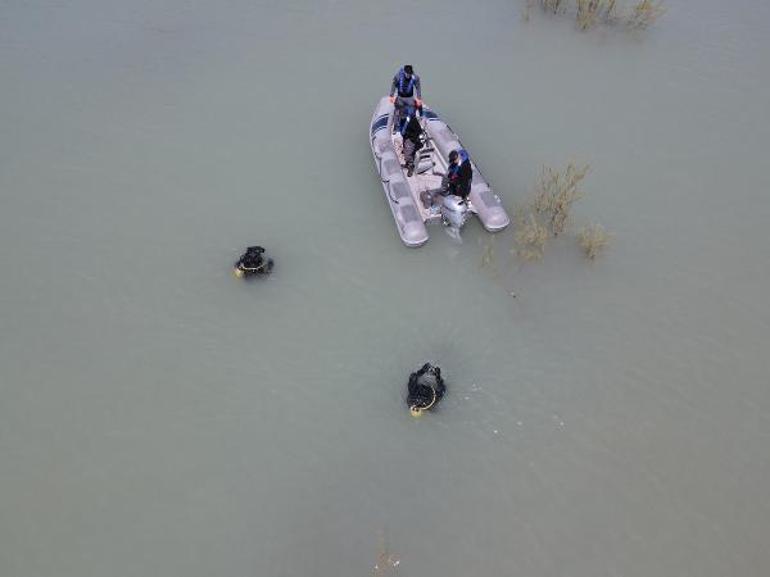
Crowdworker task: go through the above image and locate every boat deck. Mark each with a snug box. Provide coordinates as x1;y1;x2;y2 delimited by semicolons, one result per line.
391;126;452;224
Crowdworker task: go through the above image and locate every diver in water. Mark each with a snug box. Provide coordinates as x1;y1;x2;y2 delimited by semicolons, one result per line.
234;246;273;278
407;363;446;417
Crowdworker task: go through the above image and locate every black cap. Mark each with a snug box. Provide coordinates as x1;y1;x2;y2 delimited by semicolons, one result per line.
404;65;413;75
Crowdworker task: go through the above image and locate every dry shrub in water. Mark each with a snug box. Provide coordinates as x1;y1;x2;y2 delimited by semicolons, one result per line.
538;0;566;13
514;213;550;261
626;0;665;29
480;236;502;279
481;239;495;269
533;163;589;236
576;0;617;29
527;0;663;30
483;161;610;273
579;222;611;259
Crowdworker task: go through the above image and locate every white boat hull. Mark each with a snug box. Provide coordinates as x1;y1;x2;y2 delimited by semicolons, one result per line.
369;97;510;247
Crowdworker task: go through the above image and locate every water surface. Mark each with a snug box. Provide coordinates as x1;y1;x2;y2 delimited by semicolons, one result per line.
2;1;769;576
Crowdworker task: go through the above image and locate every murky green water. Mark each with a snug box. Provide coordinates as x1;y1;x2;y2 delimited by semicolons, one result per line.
2;1;769;576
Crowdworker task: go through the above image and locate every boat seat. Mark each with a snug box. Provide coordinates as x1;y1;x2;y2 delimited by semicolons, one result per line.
379;150;401;182
373;138;390;158
389;180;411;202
416;160;433;175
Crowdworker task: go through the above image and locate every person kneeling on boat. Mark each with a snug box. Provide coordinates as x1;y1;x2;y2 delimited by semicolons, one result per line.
443;149;472;200
389;64;422;128
399;107;423;177
234;246;273;278
407;363;446;417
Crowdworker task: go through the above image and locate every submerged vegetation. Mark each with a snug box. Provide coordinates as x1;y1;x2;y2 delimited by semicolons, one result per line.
578;222;611;259
625;0;666;30
576;0;618;30
511;162;610;261
513;161;609;260
532;162;588;236
514;212;550;261
524;0;664;30
481;161;610;283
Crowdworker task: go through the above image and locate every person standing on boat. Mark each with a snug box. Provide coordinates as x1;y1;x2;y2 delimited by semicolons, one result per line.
400;106;423;177
444;149;472;200
389;65;422;127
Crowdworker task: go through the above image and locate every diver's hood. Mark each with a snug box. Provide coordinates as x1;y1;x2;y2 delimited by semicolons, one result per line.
415;371;440;389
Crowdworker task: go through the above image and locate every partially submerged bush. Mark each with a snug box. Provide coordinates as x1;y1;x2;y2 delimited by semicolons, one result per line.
514;213;550;261
576;0;618;30
626;0;665;29
539;0;566;13
480;236;501;279
578;222;611;259
533;163;589;236
526;0;664;30
505;162;610;265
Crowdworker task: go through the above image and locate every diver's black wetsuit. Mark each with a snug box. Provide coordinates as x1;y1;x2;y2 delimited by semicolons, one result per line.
407;363;446;411
236;246;273;276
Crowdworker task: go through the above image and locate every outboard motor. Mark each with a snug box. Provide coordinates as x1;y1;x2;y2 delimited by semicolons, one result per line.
234;246;274;278
407;363;446;417
441;195;470;231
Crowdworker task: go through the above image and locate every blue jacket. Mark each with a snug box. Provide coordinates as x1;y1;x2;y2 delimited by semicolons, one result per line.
389;68;422;98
